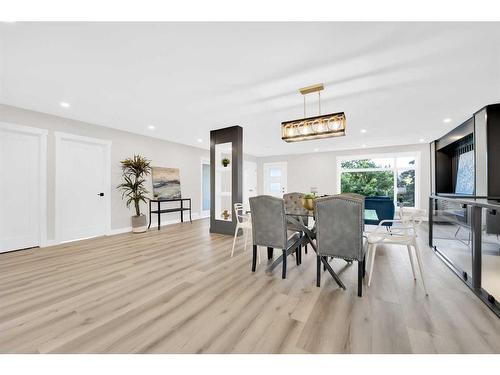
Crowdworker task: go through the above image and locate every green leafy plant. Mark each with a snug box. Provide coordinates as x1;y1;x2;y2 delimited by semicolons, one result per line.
222;158;230;167
118;155;152;217
340;159;415;206
303;193;317;199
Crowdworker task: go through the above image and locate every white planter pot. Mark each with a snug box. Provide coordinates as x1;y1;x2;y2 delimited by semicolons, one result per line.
131;214;147;233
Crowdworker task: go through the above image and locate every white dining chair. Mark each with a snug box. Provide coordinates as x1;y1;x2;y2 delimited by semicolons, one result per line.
365;208;428;295
230;203;258;261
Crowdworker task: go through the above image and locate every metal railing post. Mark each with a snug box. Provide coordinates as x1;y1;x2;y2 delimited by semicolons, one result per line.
428;197;434;247
470;205;482;290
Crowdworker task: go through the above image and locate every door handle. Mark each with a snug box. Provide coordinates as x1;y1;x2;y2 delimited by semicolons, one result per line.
98;193;104;197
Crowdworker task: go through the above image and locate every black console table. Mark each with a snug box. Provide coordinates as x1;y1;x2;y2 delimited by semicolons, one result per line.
148;198;192;230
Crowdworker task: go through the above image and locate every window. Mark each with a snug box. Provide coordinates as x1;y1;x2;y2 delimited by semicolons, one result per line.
269;168;282;177
337;153;419;207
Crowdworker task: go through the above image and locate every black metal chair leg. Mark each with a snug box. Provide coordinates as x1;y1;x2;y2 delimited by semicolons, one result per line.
322;257;346;290
298;233;302;261
282;250;287;279
267;247;273;260
305;243;308;254
157;202;161;230
357;260;363;297
295;247;300;266
316;255;321;287
252;245;257;272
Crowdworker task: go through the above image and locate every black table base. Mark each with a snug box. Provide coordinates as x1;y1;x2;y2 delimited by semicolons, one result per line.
284;214;346;290
148;198;192;230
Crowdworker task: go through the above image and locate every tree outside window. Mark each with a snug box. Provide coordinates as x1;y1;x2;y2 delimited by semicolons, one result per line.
339;156;417;207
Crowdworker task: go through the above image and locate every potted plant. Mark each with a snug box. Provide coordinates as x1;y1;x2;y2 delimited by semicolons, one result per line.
301;193;317;211
221;157;230;167
118;155;152;233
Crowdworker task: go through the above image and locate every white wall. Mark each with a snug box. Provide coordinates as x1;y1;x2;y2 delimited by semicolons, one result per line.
0;102;431;244
257;143;431;209
0;104;217;241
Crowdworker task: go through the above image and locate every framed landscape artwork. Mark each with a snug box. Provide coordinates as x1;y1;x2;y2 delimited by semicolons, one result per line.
152;167;181;199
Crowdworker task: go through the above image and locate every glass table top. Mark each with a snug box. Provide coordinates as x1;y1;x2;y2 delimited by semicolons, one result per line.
285;209;379;221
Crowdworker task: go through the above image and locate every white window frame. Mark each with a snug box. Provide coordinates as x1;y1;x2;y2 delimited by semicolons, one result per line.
263;162;288;197
336;151;421;208
200;157;211;218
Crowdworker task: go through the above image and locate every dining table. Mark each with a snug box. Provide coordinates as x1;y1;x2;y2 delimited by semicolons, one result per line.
265;208;379;289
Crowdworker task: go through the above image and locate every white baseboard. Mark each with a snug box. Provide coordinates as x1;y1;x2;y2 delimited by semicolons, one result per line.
108;212;202;236
108;227;133;236
41;239;59;247
41;212;203;247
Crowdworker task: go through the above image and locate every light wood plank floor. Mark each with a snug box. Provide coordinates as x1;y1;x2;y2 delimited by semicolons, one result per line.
1;219;499;354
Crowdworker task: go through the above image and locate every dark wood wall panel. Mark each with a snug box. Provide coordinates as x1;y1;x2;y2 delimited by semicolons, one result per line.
209;126;243;235
432;104;500;198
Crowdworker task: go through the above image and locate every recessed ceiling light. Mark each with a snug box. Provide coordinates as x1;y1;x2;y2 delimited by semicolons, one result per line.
59;101;70;108
197;138;203;143
313;148;319;152
362;144;367;148
360;129;367;133
419;138;425;143
443;118;452;123
147;125;155;130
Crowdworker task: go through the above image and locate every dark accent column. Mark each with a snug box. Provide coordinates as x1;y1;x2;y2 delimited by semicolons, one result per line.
209;126;243;235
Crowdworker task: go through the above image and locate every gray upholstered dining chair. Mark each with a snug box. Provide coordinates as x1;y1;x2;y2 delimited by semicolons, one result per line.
315;193;367;296
283;192;310;254
249;195;302;279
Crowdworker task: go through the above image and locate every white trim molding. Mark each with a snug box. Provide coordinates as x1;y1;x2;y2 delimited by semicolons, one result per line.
336;151;421;209
0;122;48;249
200;157;210;218
108;212;203;236
54;131;112;243
262;161;288;196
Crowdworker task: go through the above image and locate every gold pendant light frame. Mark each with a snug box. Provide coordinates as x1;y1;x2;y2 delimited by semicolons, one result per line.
281;83;346;143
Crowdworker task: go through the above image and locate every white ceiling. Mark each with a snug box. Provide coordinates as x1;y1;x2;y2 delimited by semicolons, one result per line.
1;22;499;156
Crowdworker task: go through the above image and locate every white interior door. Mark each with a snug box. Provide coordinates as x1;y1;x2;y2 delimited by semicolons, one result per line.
243;160;257;205
263;162;287;197
0;126;46;252
57;134;110;242
201;160;211;217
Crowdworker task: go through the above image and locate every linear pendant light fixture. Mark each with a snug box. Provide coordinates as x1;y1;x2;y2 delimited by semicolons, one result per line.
281;83;346;142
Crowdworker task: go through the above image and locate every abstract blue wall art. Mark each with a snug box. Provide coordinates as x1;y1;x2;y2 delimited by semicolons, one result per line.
455;151;474;195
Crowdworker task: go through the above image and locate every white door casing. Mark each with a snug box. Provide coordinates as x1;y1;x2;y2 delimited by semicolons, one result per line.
200;158;210;218
243;160;258;204
0;122;47;252
55;132;111;243
263;162;287;197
